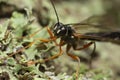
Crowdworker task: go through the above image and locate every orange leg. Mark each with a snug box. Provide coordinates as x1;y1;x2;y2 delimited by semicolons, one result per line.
15;27;57;56
46;27;59;46
0;27;54;60
73;41;96;68
66;41;95;79
40;39;64;62
0;40;36;61
66;45;80;80
15;28;42;40
27;40;64;65
73;42;94;50
25;27;64;65
44;45;63;62
22;27;59;65
17;27;58;49
1;26;63;66
40;27;65;46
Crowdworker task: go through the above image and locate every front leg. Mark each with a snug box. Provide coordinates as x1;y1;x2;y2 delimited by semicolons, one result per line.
27;39;64;66
47;27;58;45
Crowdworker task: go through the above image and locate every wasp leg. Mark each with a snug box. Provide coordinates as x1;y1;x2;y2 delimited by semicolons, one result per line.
73;42;93;50
66;44;80;80
26;39;64;66
11;29;43;55
18;27;58;49
73;41;96;69
10;27;62;65
9;41;35;57
44;45;63;62
89;42;96;69
9;37;54;58
27;40;63;65
42;38;67;62
14;27;56;57
15;28;42;40
0;39;36;62
46;27;59;46
25;28;42;38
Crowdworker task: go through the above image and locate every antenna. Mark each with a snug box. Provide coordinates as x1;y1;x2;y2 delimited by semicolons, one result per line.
50;0;60;23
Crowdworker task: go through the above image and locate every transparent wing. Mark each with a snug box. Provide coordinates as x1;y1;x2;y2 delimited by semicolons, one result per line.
66;15;120;34
66;16;120;44
74;32;120;45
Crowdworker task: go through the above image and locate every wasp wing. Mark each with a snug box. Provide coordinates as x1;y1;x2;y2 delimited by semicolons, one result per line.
74;31;120;44
66;15;120;34
65;15;120;44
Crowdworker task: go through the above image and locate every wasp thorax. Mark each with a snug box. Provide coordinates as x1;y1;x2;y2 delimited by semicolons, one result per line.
53;22;75;38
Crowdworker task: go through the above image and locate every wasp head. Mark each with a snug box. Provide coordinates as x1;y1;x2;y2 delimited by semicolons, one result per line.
53;22;75;38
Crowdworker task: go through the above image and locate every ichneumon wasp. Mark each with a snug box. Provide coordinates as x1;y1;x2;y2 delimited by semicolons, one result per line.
0;0;120;79
31;0;120;78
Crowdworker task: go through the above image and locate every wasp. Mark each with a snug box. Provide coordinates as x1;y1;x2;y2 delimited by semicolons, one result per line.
37;0;120;78
1;0;120;79
11;0;120;78
21;0;120;79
